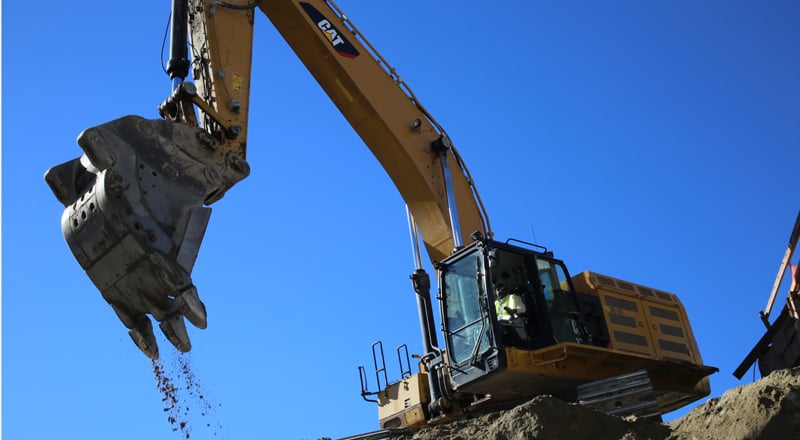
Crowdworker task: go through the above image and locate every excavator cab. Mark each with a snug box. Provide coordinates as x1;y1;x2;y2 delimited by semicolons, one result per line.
438;238;587;393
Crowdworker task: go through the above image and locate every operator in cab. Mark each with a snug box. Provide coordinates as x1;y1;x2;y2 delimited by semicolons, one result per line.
494;282;526;321
494;282;530;346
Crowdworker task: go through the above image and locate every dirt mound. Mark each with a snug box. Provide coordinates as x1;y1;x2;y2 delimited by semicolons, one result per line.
395;367;800;440
668;367;800;440
397;396;669;440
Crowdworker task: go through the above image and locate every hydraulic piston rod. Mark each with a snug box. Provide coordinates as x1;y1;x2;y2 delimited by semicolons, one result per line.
432;136;463;250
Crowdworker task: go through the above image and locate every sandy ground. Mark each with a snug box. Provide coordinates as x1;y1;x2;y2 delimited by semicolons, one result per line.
395;367;800;440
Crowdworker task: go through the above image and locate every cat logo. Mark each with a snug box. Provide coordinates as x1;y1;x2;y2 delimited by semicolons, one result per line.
300;2;360;59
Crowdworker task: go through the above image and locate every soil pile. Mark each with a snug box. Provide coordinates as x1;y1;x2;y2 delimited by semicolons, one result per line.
396;395;670;440
667;367;800;440
396;367;800;440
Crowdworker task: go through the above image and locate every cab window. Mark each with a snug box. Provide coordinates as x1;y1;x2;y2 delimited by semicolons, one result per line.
536;258;583;343
443;252;491;365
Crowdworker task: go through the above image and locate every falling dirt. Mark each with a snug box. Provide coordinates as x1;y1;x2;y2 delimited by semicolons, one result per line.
153;352;225;439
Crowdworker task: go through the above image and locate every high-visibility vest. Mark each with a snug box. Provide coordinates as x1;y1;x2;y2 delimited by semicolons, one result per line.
495;294;523;320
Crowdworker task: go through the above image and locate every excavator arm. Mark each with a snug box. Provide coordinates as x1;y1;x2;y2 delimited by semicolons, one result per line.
44;0;490;358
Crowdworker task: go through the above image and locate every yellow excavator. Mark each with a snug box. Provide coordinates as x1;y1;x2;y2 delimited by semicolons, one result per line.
44;0;716;431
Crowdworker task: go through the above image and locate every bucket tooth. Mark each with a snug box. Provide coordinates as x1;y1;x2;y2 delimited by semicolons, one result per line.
160;315;192;353
129;316;159;360
175;286;208;329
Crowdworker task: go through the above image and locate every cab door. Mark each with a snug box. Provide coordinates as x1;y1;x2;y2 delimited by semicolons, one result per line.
534;257;585;345
440;245;502;388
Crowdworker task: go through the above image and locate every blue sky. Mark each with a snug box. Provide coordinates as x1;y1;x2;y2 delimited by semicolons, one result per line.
3;1;799;439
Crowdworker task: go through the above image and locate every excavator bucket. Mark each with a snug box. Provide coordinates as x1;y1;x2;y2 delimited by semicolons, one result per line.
45;116;249;359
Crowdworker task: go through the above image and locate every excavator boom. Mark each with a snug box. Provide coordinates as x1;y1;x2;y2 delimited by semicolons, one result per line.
260;0;491;262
